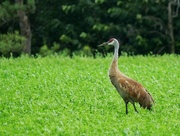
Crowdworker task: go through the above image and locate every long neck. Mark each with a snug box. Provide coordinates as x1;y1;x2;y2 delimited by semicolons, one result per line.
109;42;119;75
113;42;119;61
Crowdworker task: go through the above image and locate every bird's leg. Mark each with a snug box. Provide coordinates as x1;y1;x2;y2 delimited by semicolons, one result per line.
125;101;128;114
132;103;138;113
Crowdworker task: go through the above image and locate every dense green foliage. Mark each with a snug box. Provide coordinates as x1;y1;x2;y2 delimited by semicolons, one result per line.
0;0;180;56
0;31;25;56
0;55;179;135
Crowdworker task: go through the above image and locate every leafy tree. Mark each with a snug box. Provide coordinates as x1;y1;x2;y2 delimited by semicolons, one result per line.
0;0;35;56
0;0;179;56
0;31;25;56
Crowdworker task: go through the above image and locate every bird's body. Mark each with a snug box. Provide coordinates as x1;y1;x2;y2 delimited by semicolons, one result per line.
98;38;154;114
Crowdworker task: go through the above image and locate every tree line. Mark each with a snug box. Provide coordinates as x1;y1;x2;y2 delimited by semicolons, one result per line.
0;0;180;57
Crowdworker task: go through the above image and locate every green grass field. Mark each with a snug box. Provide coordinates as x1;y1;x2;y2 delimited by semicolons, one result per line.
0;55;179;135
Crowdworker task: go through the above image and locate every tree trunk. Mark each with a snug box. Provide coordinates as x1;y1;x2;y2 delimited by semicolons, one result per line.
15;0;31;55
167;0;176;53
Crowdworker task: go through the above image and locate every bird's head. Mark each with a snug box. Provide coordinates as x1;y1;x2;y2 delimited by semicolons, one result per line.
98;38;119;47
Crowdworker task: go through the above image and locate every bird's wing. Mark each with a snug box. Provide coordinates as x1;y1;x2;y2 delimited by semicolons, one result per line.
118;77;154;108
118;77;147;102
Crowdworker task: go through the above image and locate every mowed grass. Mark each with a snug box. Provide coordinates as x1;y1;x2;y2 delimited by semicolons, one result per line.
0;55;179;135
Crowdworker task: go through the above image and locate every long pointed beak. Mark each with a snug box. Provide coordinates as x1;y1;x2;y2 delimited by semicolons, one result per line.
98;42;108;47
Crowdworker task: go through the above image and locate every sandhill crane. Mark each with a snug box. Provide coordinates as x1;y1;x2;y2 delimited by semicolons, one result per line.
98;38;154;114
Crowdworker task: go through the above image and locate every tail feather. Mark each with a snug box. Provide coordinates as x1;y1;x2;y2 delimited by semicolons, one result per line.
139;89;154;110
